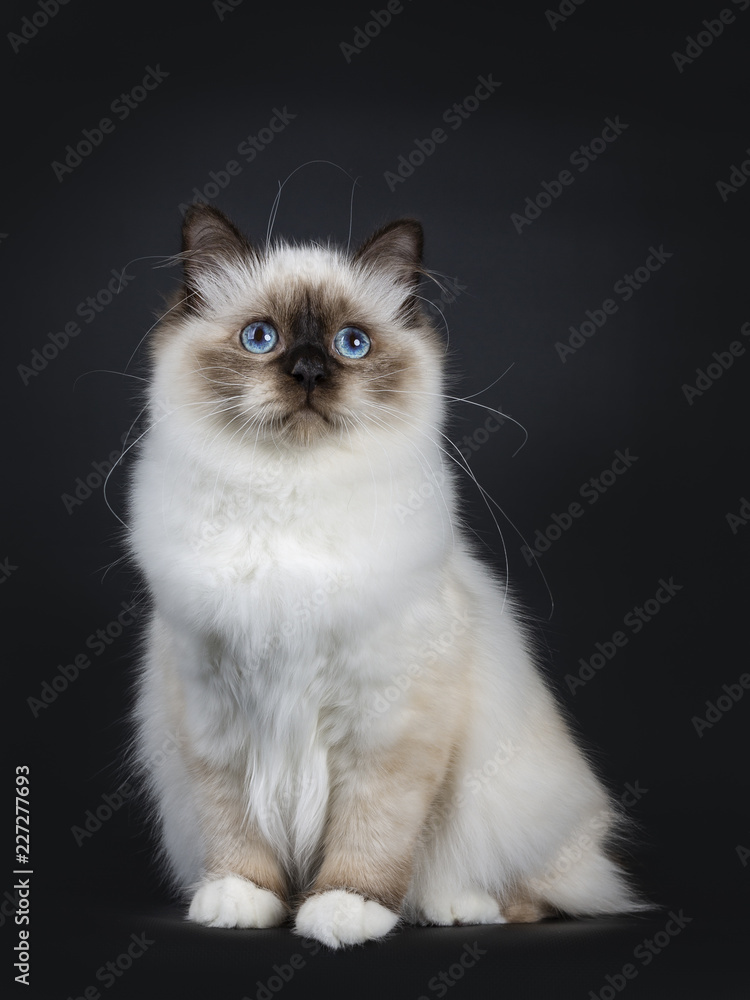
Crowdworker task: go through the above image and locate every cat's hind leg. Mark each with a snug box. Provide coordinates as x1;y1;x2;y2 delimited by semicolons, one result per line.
404;807;510;927
412;882;508;926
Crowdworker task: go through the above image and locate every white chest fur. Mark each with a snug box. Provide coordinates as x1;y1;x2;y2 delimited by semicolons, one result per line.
130;417;454;871
131;417;452;650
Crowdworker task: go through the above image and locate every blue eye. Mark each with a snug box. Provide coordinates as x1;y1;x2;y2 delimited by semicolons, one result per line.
334;327;371;359
240;321;278;354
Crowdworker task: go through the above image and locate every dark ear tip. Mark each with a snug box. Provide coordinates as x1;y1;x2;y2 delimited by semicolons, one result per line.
181;201;226;233
182;201;209;224
403;218;424;256
393;217;424;265
382;217;423;240
354;217;425;267
388;217;422;228
180;204;254;260
394;217;424;254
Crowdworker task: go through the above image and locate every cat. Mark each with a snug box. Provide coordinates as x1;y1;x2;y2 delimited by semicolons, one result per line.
127;202;645;948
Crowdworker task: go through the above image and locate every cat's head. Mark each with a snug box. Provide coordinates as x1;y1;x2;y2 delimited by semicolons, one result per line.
150;204;445;451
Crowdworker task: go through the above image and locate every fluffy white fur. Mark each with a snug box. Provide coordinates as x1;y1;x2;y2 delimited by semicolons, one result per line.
128;209;644;948
295;892;399;948
188;875;286;928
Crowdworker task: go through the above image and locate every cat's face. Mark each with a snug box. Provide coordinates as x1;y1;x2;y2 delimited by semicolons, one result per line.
152;205;444;449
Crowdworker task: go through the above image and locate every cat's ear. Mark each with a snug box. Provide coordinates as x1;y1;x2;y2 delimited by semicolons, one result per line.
354;219;424;324
180;203;254;312
354;219;424;286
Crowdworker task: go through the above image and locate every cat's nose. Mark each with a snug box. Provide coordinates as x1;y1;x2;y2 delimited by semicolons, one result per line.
289;351;327;394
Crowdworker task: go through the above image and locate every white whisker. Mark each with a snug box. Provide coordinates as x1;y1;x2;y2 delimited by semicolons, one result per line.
124;288;200;372
361;396;553;618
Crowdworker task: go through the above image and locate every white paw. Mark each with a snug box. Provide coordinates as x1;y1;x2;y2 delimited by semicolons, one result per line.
188;874;286;928
419;888;507;926
294;890;399;948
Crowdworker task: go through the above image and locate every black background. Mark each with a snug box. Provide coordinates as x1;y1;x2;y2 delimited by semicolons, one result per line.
2;0;748;997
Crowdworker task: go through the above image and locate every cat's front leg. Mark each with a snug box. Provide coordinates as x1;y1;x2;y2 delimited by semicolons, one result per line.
186;759;288;929
189;873;286;929
294;732;452;948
